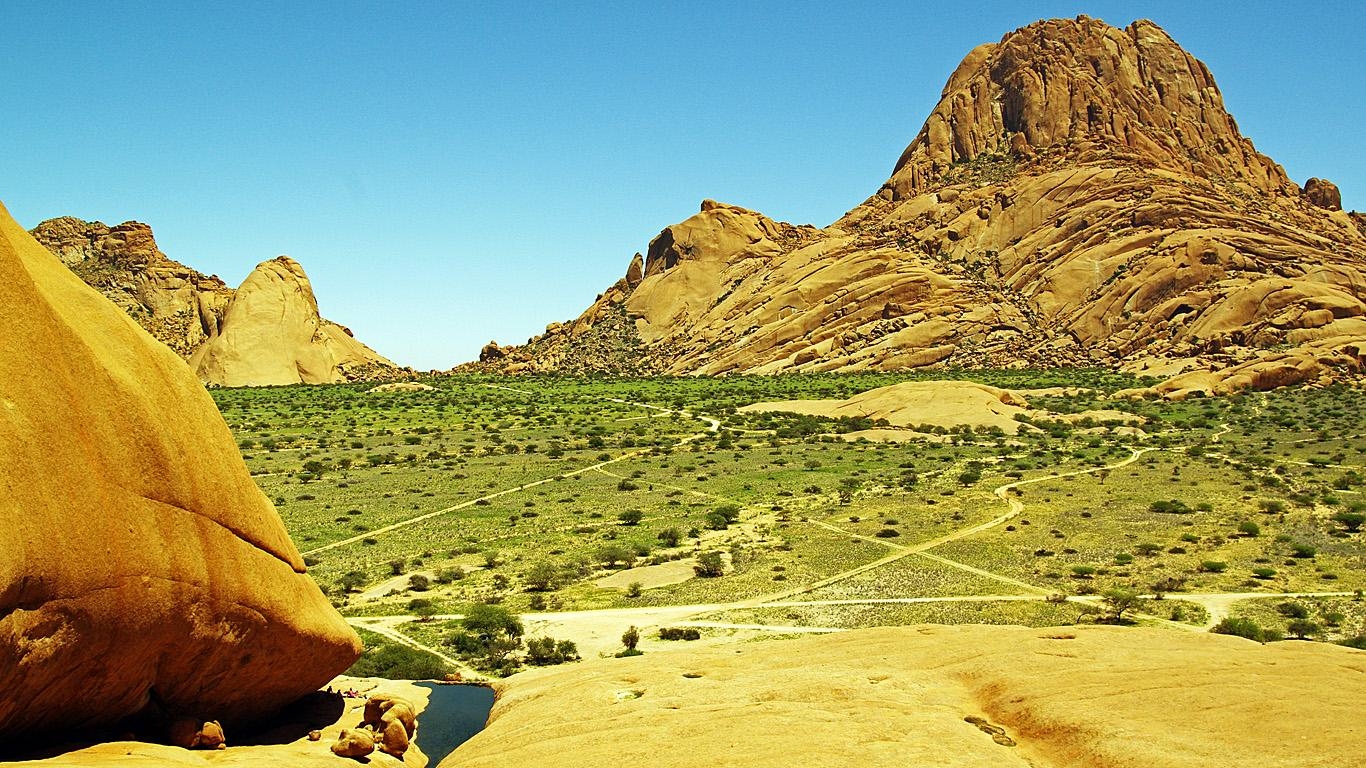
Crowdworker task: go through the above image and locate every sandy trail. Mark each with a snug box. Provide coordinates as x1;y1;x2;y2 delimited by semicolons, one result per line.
301;388;721;558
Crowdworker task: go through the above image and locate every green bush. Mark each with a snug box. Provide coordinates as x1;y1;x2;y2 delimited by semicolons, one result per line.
1211;617;1281;643
694;551;725;577
347;629;452;679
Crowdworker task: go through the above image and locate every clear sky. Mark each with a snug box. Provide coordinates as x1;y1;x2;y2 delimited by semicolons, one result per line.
4;1;1363;370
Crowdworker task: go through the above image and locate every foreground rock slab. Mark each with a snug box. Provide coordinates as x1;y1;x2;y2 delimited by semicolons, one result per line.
447;625;1365;768
2;679;428;768
0;202;360;742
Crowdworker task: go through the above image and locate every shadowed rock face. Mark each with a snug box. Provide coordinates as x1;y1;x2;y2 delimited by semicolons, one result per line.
444;625;1366;768
0;201;361;740
472;16;1366;394
30;217;400;386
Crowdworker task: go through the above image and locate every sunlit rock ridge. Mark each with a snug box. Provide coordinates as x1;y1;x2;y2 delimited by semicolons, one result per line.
472;16;1366;396
31;216;402;386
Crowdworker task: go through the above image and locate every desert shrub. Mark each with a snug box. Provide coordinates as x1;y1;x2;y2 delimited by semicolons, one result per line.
1286;620;1319;639
525;637;579;665
875;528;901;538
694;551;725;577
1275;602;1309;619
659;627;702;641
1211;617;1281;643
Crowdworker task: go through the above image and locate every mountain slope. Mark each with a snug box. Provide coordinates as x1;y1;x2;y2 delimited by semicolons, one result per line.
31;216;402;386
473;16;1366;392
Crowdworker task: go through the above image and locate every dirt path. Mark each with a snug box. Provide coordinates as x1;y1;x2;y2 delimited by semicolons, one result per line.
1175;591;1359;628
301;388;722;558
347;616;481;678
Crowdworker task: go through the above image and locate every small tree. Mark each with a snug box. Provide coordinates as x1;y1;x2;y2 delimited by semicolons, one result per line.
704;511;730;530
621;625;640;651
524;562;559;592
657;527;682;547
618;509;644;526
389;559;407;576
339;571;367;593
626;581;643;598
694;551;725;577
408;574;431;592
1332;511;1366;532
1101;587;1141;623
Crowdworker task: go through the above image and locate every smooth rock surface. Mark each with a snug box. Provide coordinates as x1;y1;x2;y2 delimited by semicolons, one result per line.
445;625;1366;768
191;256;397;386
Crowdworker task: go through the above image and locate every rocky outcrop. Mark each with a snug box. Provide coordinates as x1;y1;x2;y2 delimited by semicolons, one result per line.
29;217;234;357
1304;177;1343;211
446;625;1366;768
191;256;398;387
473;16;1366;395
0;201;361;741
31;217;403;386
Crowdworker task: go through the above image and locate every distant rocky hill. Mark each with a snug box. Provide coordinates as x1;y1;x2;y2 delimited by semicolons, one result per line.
469;16;1366;395
31;216;403;386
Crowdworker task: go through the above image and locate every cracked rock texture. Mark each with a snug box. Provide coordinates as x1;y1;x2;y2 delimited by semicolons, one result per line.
446;625;1366;768
30;217;400;386
470;16;1366;396
0;201;361;740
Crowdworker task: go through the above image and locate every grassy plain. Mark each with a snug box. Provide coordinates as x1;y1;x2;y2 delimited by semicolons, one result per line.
211;371;1366;667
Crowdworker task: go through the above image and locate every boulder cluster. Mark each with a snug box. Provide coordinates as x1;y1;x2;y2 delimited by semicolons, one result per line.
330;694;418;760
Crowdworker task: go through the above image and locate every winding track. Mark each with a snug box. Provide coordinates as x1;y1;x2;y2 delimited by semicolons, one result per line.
301;387;719;557
330;402;1359;660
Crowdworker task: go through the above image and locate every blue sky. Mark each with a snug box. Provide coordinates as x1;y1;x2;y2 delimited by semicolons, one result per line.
4;1;1363;370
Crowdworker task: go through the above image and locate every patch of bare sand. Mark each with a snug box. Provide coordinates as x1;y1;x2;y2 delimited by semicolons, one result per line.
368;382;436;393
740;380;1030;434
595;559;697;590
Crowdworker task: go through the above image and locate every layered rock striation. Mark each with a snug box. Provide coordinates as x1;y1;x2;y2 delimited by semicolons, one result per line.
474;16;1366;394
31;217;401;386
0;201;361;741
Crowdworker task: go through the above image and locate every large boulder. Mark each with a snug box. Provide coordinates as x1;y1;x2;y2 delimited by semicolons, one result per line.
1303;177;1343;210
0;202;361;740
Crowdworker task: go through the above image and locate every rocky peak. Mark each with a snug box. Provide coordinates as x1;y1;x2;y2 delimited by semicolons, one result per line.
884;16;1291;199
30;216;180;272
191;254;398;386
